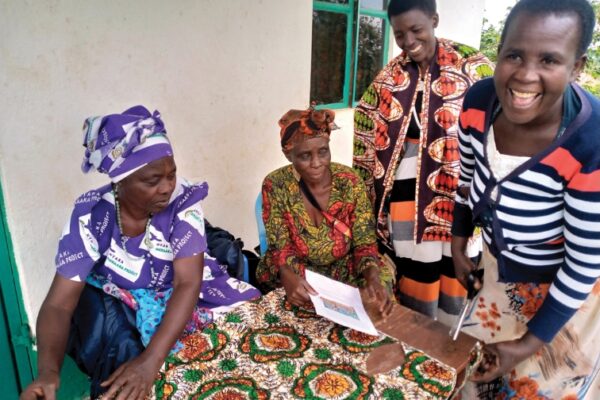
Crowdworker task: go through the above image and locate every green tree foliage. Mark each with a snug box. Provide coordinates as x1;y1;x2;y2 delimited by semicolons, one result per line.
479;18;502;63
479;5;511;63
582;0;600;96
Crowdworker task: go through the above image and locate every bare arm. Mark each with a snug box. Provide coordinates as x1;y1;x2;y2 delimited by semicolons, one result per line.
102;253;204;400
20;274;86;400
142;253;204;364
259;177;315;306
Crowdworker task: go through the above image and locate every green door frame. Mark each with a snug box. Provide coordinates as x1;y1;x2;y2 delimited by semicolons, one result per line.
0;180;36;392
0;178;90;399
0;295;21;397
313;0;391;110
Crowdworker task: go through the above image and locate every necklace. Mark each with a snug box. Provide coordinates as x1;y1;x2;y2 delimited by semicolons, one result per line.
113;189;154;260
416;66;428;92
412;107;422;131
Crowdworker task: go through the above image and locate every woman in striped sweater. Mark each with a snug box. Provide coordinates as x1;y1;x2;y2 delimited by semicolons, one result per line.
451;0;600;398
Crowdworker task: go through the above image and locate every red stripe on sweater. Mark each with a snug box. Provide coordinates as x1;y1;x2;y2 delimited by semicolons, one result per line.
568;170;600;192
459;108;485;132
540;148;581;180
541;148;600;192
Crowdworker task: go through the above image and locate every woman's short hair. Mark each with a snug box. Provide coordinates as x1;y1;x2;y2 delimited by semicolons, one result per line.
387;0;437;20
500;0;596;57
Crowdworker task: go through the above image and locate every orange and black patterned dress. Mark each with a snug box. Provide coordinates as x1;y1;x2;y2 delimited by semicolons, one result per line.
256;162;394;290
353;38;493;323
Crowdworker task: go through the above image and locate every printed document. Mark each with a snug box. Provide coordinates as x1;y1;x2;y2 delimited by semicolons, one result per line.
305;270;378;336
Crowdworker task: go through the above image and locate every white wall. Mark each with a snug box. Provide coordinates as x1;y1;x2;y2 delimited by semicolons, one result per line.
0;0;311;324
0;0;483;327
437;0;485;49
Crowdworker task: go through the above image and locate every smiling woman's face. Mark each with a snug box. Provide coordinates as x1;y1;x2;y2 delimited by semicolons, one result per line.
118;156;177;215
285;135;331;186
390;8;438;70
494;12;585;128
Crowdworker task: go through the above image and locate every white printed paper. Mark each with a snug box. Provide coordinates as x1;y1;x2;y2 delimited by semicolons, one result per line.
305;270;378;336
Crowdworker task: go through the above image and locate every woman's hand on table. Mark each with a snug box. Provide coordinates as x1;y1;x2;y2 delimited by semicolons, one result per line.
19;370;60;400
363;267;393;318
101;352;163;400
280;265;317;307
471;332;544;383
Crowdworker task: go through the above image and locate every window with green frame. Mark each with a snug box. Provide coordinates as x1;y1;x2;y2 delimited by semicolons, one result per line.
310;0;391;109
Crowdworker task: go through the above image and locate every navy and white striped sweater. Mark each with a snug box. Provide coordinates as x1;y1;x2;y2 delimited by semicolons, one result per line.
452;78;600;342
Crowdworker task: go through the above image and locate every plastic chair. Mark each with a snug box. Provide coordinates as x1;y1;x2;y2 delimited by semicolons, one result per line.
255;192;268;256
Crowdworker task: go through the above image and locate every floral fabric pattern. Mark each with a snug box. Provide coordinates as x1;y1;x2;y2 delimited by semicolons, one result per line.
257;163;394;290
506;283;549;322
153;288;461;399
461;246;600;399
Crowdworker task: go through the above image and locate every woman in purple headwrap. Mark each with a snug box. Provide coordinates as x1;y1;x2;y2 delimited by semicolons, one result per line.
20;106;260;400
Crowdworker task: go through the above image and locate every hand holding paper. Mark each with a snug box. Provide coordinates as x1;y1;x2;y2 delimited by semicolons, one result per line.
279;265;317;307
305;270;378;336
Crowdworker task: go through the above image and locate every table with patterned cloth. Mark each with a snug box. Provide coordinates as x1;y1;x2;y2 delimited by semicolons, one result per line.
152;288;479;400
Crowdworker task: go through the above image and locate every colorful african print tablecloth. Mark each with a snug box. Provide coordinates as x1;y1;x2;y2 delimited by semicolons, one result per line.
153;288;460;399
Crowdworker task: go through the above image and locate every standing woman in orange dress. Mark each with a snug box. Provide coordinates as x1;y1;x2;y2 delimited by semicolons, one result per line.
353;0;493;324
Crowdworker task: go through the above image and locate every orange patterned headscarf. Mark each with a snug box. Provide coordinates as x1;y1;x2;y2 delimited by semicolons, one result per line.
279;107;336;151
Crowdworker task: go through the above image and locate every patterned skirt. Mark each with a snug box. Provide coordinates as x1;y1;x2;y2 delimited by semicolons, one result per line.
460;245;600;399
388;137;479;326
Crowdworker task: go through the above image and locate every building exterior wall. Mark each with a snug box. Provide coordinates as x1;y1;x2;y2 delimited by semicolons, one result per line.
437;0;484;49
0;0;484;328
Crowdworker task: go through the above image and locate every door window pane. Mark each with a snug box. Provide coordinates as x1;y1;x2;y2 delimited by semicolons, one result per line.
354;15;385;102
360;0;387;11
311;11;348;105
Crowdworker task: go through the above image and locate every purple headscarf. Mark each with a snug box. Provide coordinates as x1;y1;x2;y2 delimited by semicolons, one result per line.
82;105;173;182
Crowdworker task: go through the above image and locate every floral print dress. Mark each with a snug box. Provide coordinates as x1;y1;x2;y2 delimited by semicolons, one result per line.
460;246;600;400
257;162;394;289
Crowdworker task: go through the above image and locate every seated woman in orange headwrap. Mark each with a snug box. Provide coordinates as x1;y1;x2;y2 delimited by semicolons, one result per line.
256;107;394;313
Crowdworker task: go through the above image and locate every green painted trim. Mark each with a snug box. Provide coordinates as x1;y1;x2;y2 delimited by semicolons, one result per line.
0;304;21;398
0;178;36;390
313;0;354;108
342;0;356;107
363;5;390;65
351;0;362;105
313;0;390;109
313;1;351;13
351;1;391;107
358;8;386;18
315;102;348;110
0;177;89;398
